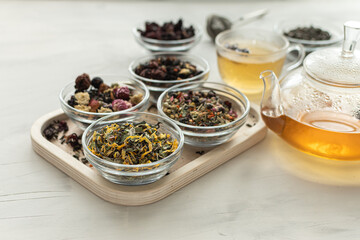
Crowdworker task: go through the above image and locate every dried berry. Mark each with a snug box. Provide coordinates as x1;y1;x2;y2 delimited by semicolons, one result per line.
67;95;77;107
98;83;110;93
113;86;130;100
112;99;132;111
75;73;91;91
91;77;103;89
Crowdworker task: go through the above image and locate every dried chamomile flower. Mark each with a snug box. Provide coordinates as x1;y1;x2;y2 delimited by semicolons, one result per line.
98;107;113;113
130;94;143;105
74;105;91;112
75;92;90;105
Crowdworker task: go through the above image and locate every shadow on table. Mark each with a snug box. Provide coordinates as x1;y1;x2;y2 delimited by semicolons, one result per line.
271;135;360;186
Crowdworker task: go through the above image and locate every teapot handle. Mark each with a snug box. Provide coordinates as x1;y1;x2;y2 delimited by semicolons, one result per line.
282;43;306;74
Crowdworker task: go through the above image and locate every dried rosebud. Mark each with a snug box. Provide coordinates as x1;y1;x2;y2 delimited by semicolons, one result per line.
113;86;130;100
91;77;103;89
98;83;109;93
89;99;100;112
75;73;91;91
112;99;132;111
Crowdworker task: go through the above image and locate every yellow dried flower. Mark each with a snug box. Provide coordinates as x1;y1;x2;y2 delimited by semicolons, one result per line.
74;105;91;112
97;107;113;113
75;92;90;105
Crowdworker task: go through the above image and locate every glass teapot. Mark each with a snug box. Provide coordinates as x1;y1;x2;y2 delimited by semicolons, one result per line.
260;21;360;160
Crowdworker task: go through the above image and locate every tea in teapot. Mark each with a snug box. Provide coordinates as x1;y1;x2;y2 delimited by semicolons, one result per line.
261;21;360;160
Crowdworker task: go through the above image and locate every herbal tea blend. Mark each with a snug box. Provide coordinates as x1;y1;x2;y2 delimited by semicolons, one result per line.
43;120;88;164
134;56;202;80
162;90;238;126
138;19;195;40
88;122;178;165
67;73;143;113
284;26;331;41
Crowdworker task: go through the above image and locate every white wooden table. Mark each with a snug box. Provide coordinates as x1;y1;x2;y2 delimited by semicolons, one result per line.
1;1;360;239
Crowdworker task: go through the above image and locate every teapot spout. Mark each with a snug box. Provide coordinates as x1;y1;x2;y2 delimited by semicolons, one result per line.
260;70;285;134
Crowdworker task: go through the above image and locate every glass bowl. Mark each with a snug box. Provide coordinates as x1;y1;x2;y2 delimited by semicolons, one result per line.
275;19;343;52
59;75;150;130
129;52;210;103
82;112;184;185
157;81;250;147
133;20;202;52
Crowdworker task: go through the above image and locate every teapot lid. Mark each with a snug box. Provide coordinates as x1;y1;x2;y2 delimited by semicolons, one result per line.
304;21;360;87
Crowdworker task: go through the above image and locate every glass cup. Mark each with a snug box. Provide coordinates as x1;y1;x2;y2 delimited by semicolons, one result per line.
215;28;305;101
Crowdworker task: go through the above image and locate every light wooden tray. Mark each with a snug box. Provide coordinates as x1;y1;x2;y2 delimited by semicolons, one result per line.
31;106;266;206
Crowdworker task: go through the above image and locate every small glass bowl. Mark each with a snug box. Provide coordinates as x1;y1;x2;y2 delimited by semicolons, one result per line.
157;81;250;147
82;112;184;185
129;52;210;103
275;19;343;52
59;75;150;130
133;21;202;52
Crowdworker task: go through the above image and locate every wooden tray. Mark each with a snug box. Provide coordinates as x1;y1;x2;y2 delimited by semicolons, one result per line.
31;106;266;206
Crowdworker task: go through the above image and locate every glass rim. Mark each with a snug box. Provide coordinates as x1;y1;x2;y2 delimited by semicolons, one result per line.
215;28;290;57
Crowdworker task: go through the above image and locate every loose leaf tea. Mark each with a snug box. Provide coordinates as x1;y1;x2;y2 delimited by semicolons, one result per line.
162;90;238;126
284;26;331;41
224;43;250;54
43;120;88;164
88;122;178;165
67;73;143;113
43;120;69;140
138;19;195;40
134;56;202;81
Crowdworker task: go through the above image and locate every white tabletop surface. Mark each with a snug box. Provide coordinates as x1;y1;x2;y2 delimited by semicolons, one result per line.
2;0;360;239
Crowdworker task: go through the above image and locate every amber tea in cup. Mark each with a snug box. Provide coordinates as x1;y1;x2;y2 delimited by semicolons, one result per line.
216;29;304;99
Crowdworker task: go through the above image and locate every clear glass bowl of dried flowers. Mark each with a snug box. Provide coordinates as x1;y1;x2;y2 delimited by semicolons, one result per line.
82;111;184;185
60;74;150;130
157;81;250;147
133;19;202;52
